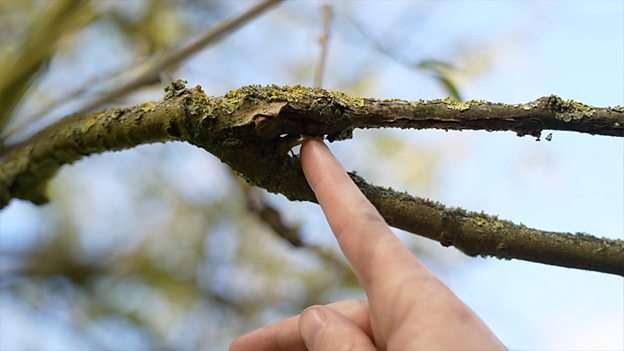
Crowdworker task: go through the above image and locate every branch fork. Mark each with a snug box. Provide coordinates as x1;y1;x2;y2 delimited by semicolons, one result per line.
1;80;622;275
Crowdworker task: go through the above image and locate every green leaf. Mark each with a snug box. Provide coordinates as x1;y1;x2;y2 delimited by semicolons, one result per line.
415;59;462;101
416;59;456;70
435;73;462;101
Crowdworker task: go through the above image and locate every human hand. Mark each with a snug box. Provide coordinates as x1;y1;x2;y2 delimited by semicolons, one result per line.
230;139;505;351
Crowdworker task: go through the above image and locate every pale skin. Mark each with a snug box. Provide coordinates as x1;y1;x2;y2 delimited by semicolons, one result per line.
230;139;505;351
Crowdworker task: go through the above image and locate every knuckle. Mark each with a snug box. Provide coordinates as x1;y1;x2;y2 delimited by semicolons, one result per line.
318;334;370;351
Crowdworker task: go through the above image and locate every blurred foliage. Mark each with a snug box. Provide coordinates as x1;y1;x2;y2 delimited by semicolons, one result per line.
341;12;464;100
0;0;225;142
106;0;192;56
0;0;94;131
0;1;492;349
417;60;462;101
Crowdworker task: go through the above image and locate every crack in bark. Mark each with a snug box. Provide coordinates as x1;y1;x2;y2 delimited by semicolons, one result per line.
1;81;623;276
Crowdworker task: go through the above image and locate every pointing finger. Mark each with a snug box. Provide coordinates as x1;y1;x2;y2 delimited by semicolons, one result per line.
301;139;431;288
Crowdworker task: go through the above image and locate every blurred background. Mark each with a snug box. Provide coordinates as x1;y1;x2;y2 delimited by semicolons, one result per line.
0;0;622;350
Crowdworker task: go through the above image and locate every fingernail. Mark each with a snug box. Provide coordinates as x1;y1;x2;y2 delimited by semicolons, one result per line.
300;306;327;344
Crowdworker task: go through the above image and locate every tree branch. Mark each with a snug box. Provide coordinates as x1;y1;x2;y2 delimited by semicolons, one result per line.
1;82;622;275
239;178;352;273
240;179;304;247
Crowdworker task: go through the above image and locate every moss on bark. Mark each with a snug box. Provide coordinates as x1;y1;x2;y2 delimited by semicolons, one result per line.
1;80;623;275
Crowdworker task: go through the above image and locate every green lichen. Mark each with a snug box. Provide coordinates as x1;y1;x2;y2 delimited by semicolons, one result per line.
164;79;189;100
221;84;366;111
540;95;598;122
468;215;506;231
443;97;471;111
1;84;623;275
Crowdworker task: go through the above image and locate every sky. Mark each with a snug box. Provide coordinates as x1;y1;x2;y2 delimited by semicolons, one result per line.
1;0;623;350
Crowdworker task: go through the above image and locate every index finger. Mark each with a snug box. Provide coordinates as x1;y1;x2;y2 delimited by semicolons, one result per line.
300;139;432;289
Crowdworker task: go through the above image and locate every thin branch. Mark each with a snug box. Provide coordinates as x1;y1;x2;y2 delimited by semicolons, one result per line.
0;0;93;132
1;63;132;140
239;177;352;273
313;2;333;88
0;82;622;275
343;14;418;68
239;179;304;247
341;14;463;100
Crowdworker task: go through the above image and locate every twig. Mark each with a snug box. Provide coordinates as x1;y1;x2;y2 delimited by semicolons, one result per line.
0;0;93;132
313;2;333;88
1;63;132;140
239;178;353;274
343;14;417;68
239;178;304;247
341;14;463;100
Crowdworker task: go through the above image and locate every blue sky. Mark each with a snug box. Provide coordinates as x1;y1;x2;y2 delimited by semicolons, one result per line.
1;1;623;349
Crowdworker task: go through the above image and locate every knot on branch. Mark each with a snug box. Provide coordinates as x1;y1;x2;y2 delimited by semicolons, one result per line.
214;85;359;141
538;95;597;123
164;79;190;100
439;209;464;249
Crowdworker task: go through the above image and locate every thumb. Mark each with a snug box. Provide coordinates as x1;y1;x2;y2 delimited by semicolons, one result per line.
299;306;377;351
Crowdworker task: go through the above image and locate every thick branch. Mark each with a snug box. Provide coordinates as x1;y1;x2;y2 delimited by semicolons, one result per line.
235;86;624;139
1;82;622;276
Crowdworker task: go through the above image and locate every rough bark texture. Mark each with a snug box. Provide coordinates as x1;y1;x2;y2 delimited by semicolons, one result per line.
1;81;623;275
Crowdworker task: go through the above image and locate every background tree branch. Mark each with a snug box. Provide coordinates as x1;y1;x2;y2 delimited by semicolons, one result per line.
68;0;286;118
1;81;622;276
313;2;333;89
0;0;94;132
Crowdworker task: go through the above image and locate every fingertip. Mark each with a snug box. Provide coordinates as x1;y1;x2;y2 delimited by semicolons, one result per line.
300;138;335;191
228;330;255;351
301;138;327;167
301;136;326;149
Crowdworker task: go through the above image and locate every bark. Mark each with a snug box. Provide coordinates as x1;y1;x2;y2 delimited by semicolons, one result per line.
1;81;623;275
